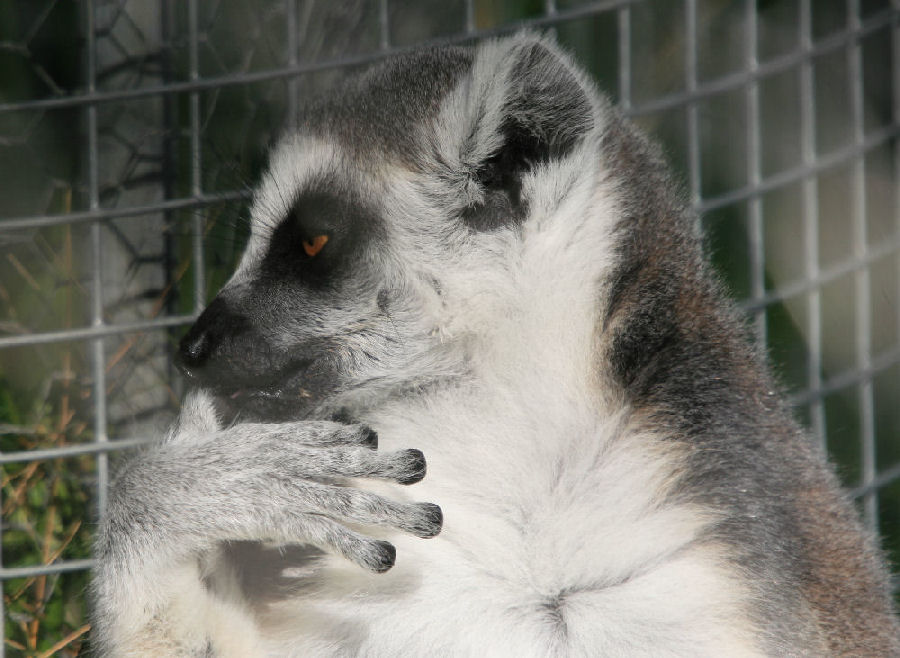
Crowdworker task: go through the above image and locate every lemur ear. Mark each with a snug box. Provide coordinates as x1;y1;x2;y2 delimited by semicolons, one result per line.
494;36;594;160
460;34;594;230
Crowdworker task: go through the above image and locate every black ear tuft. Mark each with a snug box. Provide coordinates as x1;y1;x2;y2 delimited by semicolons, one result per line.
462;36;593;231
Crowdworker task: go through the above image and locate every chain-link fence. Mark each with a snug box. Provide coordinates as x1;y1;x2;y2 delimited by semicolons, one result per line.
0;0;898;654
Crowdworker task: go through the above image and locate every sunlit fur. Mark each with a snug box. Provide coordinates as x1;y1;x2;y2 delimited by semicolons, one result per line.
91;33;899;656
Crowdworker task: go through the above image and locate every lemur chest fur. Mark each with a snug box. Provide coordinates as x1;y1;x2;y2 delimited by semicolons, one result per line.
259;385;760;656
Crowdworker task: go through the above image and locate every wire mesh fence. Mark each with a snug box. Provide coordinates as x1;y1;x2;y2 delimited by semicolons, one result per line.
0;0;897;654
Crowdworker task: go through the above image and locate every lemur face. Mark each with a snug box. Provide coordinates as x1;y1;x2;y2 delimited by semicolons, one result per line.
177;36;598;422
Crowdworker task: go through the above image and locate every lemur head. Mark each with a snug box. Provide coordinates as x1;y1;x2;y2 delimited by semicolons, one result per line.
178;33;612;421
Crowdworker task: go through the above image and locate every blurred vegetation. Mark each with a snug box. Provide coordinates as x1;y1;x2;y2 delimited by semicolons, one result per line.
1;1;93;653
1;0;899;654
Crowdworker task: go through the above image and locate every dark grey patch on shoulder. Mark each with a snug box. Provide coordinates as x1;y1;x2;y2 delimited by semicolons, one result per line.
596;104;900;651
303;46;474;165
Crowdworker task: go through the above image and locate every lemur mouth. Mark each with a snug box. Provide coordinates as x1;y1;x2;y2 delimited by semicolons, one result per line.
183;357;339;423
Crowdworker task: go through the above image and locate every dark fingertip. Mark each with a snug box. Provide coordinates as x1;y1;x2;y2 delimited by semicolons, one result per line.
419;503;443;538
405;503;443;538
397;449;426;485
369;540;396;573
361;427;378;450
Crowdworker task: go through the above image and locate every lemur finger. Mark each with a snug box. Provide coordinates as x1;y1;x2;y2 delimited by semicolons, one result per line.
287;513;397;573
223;421;378;449
288;482;443;539
281;446;426;484
389;449;426;484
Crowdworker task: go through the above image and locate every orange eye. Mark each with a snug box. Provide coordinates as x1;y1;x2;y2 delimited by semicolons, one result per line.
302;234;329;257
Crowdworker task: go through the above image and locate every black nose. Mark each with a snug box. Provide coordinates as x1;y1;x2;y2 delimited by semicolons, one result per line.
177;325;213;380
177;296;250;379
178;327;211;369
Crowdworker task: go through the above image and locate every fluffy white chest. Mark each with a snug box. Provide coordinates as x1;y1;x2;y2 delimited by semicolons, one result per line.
258;390;761;657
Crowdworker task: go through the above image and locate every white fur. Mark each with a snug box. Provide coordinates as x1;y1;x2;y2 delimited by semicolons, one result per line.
255;406;760;656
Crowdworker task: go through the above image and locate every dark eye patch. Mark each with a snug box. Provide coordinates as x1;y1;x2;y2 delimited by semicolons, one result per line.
261;189;375;286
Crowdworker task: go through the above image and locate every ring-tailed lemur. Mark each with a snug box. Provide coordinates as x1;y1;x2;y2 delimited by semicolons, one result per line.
91;34;900;656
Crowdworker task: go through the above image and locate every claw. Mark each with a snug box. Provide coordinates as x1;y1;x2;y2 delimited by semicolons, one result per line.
397;449;426;485
406;503;443;538
367;541;397;573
